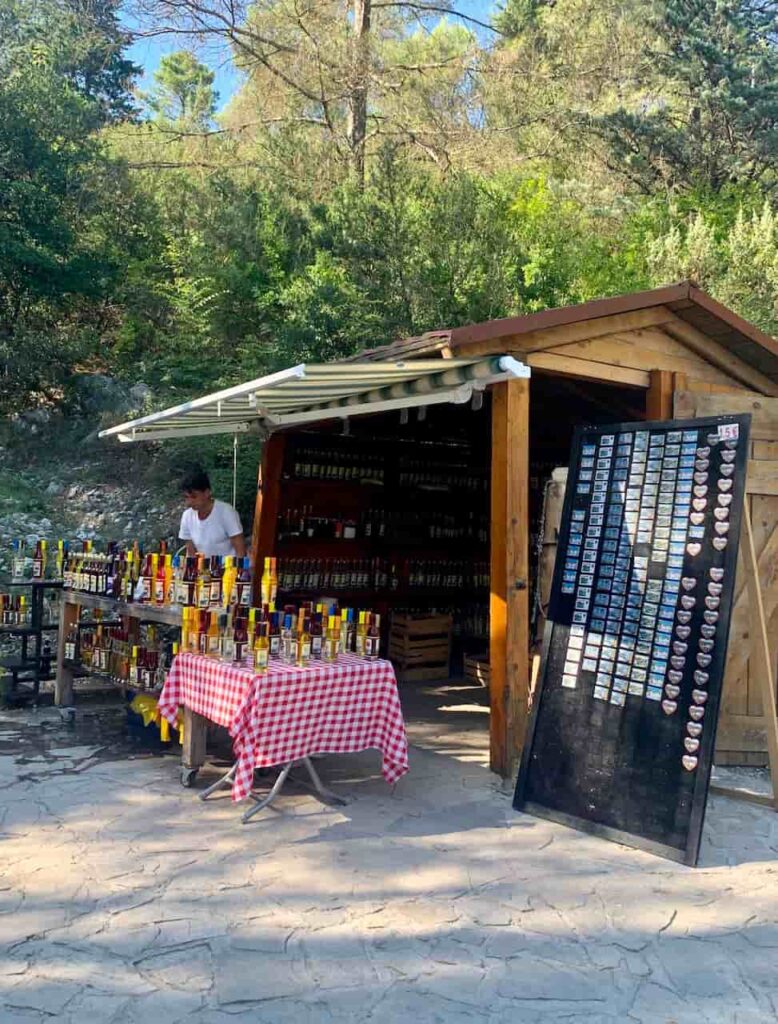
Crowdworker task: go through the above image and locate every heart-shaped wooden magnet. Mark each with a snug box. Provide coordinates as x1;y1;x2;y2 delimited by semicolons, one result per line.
718;479;733;492
694;472;708;485
671;656;686;670
699;639;714;653
662;699;678;715
718;493;733;507
708;582;723;596
713;537;728;551
705;596;721;610
676;625;691;640
710;568;724;581
693;498;707;512
690;512;705;526
689;705;705;722
682;754;699;771
700;625;716;639
724;439;738;450
665;684;681;699
684;737;700;754
703;610;719;625
713;507;729;521
687;721;703;737
681;595;696;610
721;450;736;464
697;652;712;667
692;688;708;705
677;610;692;624
707;433;721;445
697;446;711;457
693;669;709;686
687;542;702;556
673;641;689;655
695;459;710;472
681;578;697;591
720;463;735;478
715;521;730;536
668;669;684;684
694;485;708;497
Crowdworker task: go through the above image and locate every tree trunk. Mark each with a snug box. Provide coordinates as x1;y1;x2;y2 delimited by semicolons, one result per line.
346;0;371;184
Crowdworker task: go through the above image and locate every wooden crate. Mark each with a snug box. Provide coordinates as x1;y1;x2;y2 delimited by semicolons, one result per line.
389;613;452;682
464;653;490;688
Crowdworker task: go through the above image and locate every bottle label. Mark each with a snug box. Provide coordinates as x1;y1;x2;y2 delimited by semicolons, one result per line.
220;636;235;662
129;666;138;685
311;636;322;658
324;639;337;661
32;559;42;579
302;641;311;662
234;641;246;662
65;641;75;661
207;634;220;656
175;581;189;605
154;580;165;604
255;647;269;671
209;582;222;606
199;633;208;655
197;586;210;609
235;582;251;607
13;557;26;578
269;636;280;657
365;637;379;658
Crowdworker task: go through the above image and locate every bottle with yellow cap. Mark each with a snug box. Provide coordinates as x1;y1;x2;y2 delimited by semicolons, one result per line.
254;620;270;674
324;615;339;663
355;610;368;657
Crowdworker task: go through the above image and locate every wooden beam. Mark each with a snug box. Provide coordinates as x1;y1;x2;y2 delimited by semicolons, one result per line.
739;509;778;808
675;392;778;440
250;432;286;604
527;352;650;388
490;378;530;778
663;316;778;396
746;460;778;495
646;369;674;419
455;307;677;359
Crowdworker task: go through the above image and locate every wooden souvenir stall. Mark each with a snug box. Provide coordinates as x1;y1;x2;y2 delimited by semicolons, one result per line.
249;281;778;779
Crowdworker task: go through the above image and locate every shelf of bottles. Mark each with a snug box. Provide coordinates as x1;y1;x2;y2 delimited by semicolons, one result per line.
64;614;178;693
276;432;491;645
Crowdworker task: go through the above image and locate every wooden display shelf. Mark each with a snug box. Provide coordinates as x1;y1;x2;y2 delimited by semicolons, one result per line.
62;591;183;626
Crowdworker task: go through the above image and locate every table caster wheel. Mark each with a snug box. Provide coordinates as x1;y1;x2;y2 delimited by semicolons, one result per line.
181;767;198;788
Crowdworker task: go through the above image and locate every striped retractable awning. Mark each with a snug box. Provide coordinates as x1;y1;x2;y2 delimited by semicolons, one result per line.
98;356;530;443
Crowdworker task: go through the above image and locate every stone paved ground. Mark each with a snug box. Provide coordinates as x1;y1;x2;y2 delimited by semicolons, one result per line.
1;700;777;1024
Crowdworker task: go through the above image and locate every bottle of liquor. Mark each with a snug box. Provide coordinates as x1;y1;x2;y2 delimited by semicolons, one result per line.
295;617;311;668
365;613;381;659
196;556;210;609
268;611;281;660
355;610;368;657
12;539;26;580
206;611;220;658
254;620;270;674
233;617;248;663
260;557;272;606
310;609;323;660
128;645;140;688
154;554;167;605
209;557;223;608
219;612;235;662
222;556;237;609
65;624;78;662
281;614;295;664
32;540;44;580
324;615;339;663
235;557;252;608
55;540;65;580
270;557;278;606
197;610;209;655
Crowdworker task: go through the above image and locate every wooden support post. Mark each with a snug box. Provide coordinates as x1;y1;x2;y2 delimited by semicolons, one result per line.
646;369;674;420
55;598;78;706
250;432;286;604
490;378;530;778
182;708;208;773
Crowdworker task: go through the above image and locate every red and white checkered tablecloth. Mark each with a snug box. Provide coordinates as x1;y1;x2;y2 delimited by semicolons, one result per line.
158;652;409;802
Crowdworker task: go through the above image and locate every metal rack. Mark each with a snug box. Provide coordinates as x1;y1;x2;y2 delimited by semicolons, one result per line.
1;580;63;701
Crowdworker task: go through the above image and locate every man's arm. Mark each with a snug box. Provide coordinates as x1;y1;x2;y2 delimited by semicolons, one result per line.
184;540;197;557
230;534;247;558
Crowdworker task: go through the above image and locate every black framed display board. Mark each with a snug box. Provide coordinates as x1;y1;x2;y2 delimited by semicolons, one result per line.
514;414;752;865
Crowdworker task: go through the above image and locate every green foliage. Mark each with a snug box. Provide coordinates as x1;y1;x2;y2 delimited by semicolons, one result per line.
143;50;218;128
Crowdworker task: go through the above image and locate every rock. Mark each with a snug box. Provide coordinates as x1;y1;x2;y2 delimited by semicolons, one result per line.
45;481;62;496
12;409;52;434
129;383;152;408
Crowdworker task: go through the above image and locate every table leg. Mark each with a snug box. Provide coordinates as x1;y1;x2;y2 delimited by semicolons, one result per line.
198;764;237;801
241;756;347;823
181;707;208;787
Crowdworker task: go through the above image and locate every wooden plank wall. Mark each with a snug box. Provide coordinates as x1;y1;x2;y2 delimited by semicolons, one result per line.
674;389;778;765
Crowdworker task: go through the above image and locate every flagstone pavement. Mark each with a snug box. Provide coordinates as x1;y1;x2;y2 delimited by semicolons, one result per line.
0;700;776;1024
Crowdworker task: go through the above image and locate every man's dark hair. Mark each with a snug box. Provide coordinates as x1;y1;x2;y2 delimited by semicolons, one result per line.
180;468;211;493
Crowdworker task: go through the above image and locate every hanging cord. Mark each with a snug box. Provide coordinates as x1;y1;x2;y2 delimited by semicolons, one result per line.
232;434;238;508
530;475;554;639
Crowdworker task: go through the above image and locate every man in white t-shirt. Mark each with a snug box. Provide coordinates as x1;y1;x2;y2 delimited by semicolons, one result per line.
178;468;247;559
